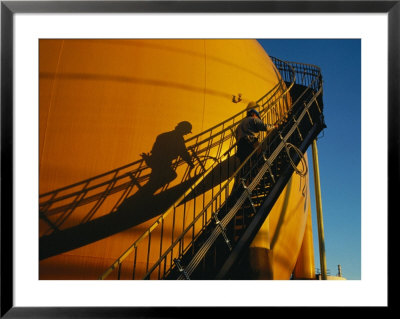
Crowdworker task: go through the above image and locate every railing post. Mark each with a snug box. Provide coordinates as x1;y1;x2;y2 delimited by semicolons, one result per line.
311;139;327;280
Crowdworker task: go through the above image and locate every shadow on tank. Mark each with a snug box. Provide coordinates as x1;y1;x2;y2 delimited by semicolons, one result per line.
39;122;239;261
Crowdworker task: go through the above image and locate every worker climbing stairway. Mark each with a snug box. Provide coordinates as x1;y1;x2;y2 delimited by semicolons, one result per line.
98;57;325;280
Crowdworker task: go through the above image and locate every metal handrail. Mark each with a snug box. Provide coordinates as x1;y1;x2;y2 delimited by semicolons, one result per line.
40;82;283;201
144;60;322;280
39;62;289;200
99;57;298;280
172;65;323;280
39;59;291;237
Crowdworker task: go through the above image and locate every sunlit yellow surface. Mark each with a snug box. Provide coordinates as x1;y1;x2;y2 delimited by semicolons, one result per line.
39;39;314;280
249;154;314;280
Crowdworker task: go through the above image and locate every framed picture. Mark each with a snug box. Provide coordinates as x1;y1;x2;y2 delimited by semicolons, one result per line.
1;0;396;317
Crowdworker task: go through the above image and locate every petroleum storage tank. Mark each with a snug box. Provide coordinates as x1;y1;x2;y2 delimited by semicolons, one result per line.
39;39;314;280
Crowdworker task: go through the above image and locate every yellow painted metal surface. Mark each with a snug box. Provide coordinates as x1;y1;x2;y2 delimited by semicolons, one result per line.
293;186;316;279
39;39;313;280
312;139;328;279
249;153;313;280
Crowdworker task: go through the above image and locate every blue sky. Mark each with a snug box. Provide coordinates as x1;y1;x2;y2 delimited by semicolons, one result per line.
258;39;361;280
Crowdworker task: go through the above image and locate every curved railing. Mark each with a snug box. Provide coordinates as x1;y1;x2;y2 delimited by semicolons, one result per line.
39;69;288;237
98;57;299;280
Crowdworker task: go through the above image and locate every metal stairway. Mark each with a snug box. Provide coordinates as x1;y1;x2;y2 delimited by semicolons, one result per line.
96;57;326;280
165;83;324;280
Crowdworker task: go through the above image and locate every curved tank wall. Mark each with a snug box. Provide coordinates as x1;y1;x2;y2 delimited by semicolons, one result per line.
247;153;314;280
39;39;314;280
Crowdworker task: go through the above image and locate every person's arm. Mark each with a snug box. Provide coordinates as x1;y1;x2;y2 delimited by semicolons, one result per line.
253;118;277;132
178;137;195;168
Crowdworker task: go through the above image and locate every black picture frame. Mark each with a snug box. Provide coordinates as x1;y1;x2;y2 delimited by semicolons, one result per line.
1;0;396;317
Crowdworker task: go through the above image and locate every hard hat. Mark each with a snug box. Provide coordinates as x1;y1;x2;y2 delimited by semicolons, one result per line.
246;101;259;109
247;109;261;119
175;121;192;134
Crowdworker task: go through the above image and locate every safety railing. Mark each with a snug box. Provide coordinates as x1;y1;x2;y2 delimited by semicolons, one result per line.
140;59;323;280
98;57;297;280
39;73;287;238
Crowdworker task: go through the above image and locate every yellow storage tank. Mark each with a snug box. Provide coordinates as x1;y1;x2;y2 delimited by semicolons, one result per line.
39;39;314;280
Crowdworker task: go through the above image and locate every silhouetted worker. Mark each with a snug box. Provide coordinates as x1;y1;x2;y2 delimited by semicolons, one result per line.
235;102;277;164
141;121;195;194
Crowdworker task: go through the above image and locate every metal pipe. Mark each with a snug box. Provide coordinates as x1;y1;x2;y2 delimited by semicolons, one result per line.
311;139;327;280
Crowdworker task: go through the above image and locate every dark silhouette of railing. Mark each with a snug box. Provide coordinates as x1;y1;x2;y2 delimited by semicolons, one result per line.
39;67;290;260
